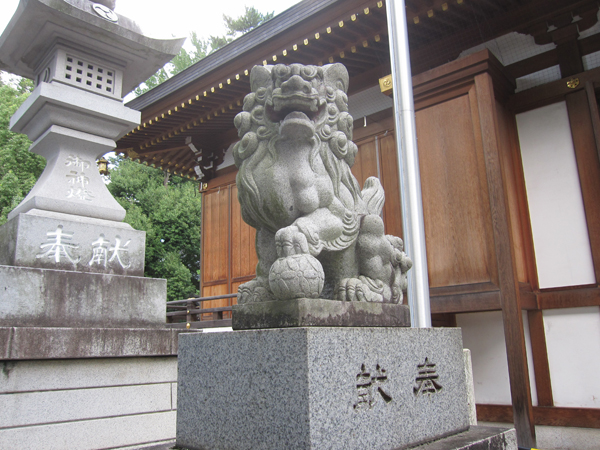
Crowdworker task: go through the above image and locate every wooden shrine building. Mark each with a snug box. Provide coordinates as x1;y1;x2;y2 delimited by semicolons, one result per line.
116;0;600;445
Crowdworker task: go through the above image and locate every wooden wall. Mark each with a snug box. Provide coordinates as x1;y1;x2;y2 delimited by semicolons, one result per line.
409;50;537;445
352;122;403;239
201;169;257;312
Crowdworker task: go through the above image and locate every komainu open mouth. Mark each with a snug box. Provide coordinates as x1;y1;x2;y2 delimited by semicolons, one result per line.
272;91;319;115
279;111;315;138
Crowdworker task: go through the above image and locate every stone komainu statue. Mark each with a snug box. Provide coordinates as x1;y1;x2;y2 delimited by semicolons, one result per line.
233;63;412;304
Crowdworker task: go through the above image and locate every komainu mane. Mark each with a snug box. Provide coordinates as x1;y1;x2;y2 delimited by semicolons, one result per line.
233;63;412;304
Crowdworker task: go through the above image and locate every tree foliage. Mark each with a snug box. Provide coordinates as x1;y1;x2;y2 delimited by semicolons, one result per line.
133;32;209;96
134;7;273;95
224;6;274;35
208;6;275;50
0;74;45;225
107;156;202;301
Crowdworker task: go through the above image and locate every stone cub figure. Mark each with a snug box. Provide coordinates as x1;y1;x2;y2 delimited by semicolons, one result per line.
233;63;412;304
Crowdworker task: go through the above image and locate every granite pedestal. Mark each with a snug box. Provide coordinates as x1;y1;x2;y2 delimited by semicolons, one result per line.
233;298;411;329
177;327;471;450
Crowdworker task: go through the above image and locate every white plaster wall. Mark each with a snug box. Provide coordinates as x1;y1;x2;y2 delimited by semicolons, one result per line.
457;311;537;406
516;102;596;289
347;84;393;122
0;356;178;449
220;142;235;169
543;307;600;408
458;32;555;67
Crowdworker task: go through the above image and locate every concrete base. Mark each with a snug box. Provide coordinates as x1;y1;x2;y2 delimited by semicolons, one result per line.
0;356;178;450
481;422;600;450
232;298;411;329
177;327;469;450
0;326;182;359
410;426;517;449
0;265;166;328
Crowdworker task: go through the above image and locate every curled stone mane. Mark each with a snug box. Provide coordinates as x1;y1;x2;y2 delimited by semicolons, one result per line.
234;64;363;230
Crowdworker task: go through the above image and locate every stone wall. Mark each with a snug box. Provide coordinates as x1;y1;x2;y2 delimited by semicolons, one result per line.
0;356;178;449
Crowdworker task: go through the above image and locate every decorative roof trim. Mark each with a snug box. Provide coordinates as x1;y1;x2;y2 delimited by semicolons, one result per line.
126;0;351;111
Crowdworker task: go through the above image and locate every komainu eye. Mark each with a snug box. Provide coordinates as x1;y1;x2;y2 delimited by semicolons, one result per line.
274;64;291;79
300;65;318;80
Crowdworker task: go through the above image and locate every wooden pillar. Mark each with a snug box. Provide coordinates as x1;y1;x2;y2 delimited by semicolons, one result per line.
584;81;600;164
554;27;583;78
527;310;554;407
474;72;536;447
566;89;600;281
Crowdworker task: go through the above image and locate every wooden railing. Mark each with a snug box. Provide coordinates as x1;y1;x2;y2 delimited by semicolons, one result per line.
166;293;237;329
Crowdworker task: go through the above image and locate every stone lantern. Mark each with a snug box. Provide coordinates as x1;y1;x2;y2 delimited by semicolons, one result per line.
0;3;187;445
0;0;185;346
0;0;184;278
0;0;183;223
0;2;186;447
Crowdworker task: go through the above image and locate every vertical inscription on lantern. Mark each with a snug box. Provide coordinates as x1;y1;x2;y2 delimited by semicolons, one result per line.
65;154;94;201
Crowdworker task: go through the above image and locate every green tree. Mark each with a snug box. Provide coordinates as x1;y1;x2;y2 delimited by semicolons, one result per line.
134;7;273;95
107;155;202;301
208;6;274;51
0;74;45;225
224;6;274;38
133;32;208;96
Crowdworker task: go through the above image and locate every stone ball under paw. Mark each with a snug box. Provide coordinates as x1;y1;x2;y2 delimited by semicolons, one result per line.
269;254;324;300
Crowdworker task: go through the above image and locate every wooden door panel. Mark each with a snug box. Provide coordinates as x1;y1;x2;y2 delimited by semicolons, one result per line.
201;283;230;316
416;91;497;288
379;133;403;238
231;185;258;280
352;137;378;187
201;186;230;284
353;134;404;238
201;179;258;296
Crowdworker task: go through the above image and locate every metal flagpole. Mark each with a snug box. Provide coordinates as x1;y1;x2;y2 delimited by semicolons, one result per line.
385;0;432;328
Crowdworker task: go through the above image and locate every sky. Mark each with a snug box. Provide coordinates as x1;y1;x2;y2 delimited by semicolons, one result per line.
1;0;302;51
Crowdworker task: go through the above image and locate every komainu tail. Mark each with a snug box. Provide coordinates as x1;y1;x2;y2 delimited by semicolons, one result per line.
362;177;385;215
